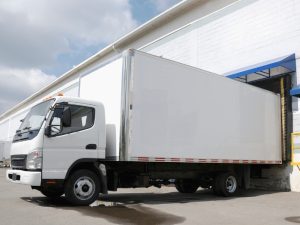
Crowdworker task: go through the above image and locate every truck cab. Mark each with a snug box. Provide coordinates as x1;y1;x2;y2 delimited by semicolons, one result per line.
6;96;106;205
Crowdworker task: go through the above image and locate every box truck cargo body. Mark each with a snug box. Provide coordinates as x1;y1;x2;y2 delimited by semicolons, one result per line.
7;50;282;205
80;49;282;163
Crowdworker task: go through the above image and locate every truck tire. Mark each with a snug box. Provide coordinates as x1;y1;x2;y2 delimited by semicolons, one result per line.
40;188;64;199
175;180;199;193
213;172;238;197
64;169;100;205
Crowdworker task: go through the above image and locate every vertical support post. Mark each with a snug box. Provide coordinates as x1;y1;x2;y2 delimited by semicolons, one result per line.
280;77;287;161
291;133;294;165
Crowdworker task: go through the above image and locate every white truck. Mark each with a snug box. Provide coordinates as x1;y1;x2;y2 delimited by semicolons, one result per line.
6;50;282;205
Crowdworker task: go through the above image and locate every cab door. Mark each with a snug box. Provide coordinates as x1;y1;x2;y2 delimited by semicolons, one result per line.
42;103;101;179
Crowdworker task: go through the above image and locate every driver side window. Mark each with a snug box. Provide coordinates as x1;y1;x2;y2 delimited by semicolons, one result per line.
49;104;95;136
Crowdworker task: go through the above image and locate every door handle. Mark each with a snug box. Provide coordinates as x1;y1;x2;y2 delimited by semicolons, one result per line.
86;144;97;150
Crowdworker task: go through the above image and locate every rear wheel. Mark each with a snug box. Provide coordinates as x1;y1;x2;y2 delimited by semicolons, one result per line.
65;169;100;205
175;180;199;193
213;172;238;197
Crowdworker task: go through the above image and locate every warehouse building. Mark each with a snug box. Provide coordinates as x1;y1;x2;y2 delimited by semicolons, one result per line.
1;0;300;190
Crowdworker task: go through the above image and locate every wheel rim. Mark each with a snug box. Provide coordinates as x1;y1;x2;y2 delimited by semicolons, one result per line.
225;176;237;193
73;176;95;200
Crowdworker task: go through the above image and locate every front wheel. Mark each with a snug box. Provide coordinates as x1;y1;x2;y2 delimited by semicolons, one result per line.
65;169;100;205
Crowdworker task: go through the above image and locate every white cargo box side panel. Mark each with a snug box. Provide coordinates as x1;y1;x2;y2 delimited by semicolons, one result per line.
80;58;123;159
129;51;282;163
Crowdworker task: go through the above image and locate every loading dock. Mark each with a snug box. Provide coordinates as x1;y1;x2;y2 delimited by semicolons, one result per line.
226;54;296;162
225;54;297;181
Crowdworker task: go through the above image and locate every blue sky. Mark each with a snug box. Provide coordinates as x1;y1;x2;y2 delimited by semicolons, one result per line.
0;0;180;114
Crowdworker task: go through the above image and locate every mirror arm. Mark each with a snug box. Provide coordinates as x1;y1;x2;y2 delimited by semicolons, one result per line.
44;126;51;137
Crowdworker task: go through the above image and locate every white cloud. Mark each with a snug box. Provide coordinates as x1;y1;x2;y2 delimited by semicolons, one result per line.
0;0;138;114
0;68;56;113
0;0;137;68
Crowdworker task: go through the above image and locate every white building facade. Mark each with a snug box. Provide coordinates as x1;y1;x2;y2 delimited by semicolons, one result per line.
1;0;300;190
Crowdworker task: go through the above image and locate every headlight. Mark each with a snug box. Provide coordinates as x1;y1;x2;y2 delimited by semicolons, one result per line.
26;149;43;170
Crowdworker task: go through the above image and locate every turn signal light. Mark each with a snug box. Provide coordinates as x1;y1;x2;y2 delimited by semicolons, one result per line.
46;180;57;184
43;96;52;101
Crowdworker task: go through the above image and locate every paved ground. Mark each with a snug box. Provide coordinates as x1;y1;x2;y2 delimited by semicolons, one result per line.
1;168;300;225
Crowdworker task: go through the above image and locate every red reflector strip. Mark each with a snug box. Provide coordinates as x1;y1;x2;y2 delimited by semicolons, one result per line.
198;159;206;163
185;158;194;162
155;157;166;161
131;157;281;165
171;158;180;162
137;157;149;161
46;180;56;184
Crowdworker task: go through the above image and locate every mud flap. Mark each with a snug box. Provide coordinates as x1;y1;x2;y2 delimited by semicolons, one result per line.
99;164;108;194
242;165;250;189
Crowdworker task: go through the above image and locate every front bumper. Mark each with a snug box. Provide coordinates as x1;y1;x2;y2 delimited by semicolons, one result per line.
6;169;41;186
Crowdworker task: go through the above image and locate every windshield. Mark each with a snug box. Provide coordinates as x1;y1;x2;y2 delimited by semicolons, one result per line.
18;99;55;132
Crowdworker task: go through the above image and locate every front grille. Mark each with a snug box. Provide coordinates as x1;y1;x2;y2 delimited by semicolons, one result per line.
11;154;27;169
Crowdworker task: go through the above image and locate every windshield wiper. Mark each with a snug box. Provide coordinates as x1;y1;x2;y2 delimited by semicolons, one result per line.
16;129;22;136
16;126;31;135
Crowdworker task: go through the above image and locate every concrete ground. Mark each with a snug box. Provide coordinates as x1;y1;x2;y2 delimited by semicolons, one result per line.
1;168;300;225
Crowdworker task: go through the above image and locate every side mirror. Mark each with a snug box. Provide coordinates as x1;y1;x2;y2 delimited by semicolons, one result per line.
62;106;71;127
45;126;51;137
